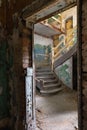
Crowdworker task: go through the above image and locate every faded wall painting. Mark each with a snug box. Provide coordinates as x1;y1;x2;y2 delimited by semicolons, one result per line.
34;44;52;68
53;6;77;62
55;58;72;88
65;16;74;49
34;34;53;68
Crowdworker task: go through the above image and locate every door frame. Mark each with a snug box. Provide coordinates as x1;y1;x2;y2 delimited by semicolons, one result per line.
77;0;82;130
25;1;82;130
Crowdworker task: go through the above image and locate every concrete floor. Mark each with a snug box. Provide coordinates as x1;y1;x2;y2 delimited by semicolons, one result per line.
36;87;78;130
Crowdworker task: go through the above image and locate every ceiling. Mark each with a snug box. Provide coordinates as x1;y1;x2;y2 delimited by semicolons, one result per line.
34;12;65;38
34;23;60;37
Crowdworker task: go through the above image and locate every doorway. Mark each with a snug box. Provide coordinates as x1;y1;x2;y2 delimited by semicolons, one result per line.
33;5;78;130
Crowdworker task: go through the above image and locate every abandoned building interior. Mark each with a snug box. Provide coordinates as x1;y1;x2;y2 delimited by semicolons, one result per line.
0;0;87;130
34;6;78;130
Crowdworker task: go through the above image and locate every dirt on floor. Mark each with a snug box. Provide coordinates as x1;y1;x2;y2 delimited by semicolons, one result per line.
36;87;78;130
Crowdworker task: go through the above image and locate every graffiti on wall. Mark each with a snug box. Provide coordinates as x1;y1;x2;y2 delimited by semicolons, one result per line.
55;58;72;88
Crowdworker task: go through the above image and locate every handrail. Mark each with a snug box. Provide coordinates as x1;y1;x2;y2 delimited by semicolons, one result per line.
53;41;76;60
54;44;77;69
52;38;65;52
35;78;44;89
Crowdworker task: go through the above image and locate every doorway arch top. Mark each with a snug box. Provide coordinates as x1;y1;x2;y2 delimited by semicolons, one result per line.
21;0;76;24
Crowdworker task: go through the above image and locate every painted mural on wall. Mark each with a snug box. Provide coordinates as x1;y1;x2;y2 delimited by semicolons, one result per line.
34;44;52;67
34;34;53;68
53;6;77;61
65;16;77;49
63;6;77;47
55;58;72;88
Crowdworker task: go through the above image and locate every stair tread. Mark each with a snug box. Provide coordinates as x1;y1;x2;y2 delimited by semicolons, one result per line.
44;83;61;88
36;76;55;79
36;70;51;72
40;87;63;94
36;67;62;95
36;68;51;71
36;72;53;75
44;79;58;83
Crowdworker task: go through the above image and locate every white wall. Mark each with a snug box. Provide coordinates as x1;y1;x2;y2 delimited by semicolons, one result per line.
34;34;53;46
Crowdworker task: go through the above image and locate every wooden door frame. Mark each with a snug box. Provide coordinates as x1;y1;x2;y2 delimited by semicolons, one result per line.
33;4;81;130
25;1;82;130
77;0;82;130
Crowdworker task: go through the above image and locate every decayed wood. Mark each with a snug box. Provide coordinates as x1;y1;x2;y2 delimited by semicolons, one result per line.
22;0;76;19
22;0;57;18
36;2;77;24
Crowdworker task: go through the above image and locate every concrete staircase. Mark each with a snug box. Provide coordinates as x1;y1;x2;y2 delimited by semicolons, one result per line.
35;66;63;95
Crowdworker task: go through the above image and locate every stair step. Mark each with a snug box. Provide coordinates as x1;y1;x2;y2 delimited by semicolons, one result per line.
44;83;61;88
36;68;51;72
36;70;52;72
35;65;63;95
36;75;55;79
44;79;58;84
40;87;63;95
36;72;53;76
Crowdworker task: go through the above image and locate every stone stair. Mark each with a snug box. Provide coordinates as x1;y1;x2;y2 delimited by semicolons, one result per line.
35;66;63;95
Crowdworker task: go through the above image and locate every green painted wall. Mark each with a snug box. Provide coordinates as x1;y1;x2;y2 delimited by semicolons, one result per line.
55;58;72;88
0;38;13;119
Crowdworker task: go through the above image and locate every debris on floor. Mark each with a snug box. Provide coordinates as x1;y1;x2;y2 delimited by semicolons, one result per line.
36;87;78;130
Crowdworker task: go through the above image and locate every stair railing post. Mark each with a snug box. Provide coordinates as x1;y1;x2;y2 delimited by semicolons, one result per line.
52;48;54;71
25;67;36;130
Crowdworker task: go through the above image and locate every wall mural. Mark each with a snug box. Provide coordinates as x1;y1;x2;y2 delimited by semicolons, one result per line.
53;6;77;62
65;16;74;50
55;58;72;88
34;44;52;68
53;7;77;89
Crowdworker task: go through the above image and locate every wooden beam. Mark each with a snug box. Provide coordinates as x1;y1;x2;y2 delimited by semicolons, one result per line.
51;16;61;24
35;3;77;24
50;24;65;34
22;0;58;18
